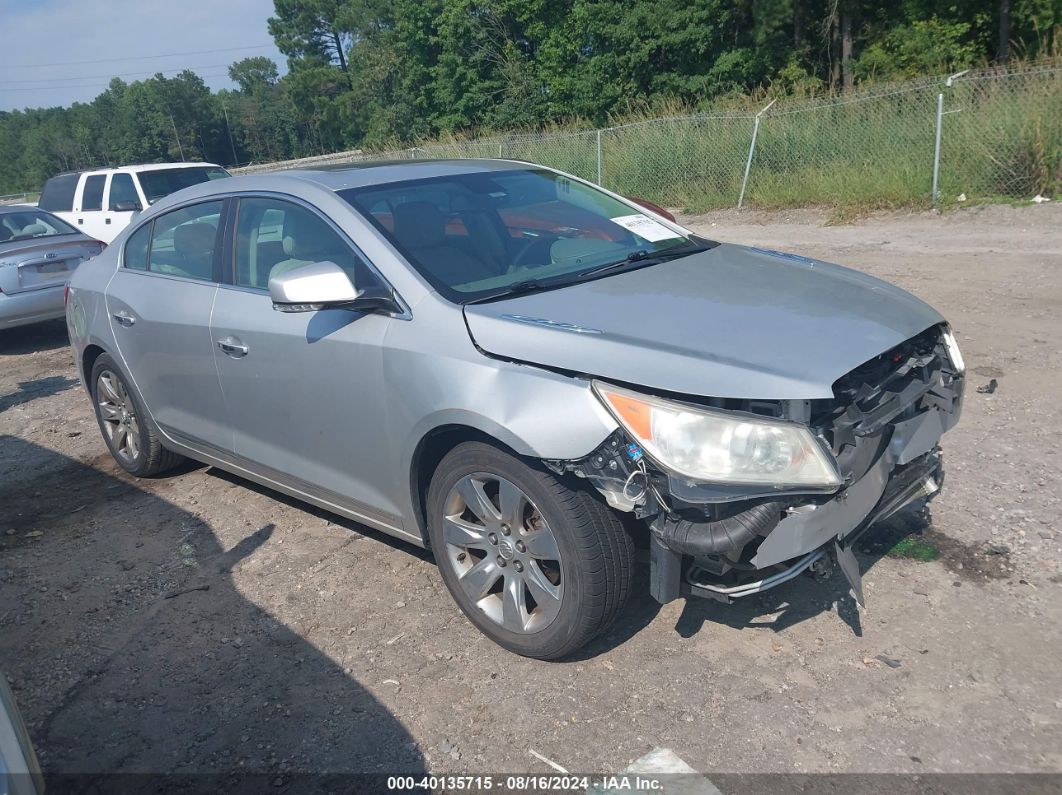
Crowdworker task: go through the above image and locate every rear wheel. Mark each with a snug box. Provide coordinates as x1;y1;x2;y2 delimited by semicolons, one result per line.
90;353;183;477
427;442;633;659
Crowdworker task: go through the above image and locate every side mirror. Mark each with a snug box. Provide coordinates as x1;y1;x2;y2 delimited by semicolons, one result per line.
113;200;142;212
269;261;399;315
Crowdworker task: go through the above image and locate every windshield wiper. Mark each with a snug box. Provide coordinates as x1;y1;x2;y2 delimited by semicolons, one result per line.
579;243;709;279
467;278;560;304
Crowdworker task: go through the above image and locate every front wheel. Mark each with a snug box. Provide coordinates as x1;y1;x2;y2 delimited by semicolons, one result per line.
427;442;634;660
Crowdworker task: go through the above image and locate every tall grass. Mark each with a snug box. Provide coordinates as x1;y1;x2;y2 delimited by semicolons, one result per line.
241;61;1062;213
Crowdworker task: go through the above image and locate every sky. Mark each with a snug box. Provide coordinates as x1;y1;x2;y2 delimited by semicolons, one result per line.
0;0;288;111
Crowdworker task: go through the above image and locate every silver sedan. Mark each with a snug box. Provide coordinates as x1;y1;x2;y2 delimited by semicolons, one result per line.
0;206;103;330
66;160;964;659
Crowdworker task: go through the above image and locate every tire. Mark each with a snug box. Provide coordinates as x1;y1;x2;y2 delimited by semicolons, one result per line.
427;441;634;660
89;353;183;477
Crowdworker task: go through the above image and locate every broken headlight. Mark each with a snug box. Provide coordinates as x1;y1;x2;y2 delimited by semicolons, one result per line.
942;327;965;374
593;381;842;488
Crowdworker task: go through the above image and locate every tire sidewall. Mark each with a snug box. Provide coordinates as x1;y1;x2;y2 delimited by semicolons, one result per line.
427;442;594;659
90;354;154;477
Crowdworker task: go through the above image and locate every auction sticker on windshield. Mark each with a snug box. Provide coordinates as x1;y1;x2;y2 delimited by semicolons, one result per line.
609;214;680;242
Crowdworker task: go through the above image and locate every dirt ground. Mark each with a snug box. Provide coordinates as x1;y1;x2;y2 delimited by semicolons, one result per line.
1;203;1060;785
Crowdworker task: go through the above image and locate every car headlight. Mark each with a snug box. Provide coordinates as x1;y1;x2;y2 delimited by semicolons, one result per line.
942;328;965;374
593;381;842;488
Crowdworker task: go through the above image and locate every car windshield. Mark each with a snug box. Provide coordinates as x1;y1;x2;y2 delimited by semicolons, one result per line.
138;167;230;205
0;209;79;242
339;169;699;302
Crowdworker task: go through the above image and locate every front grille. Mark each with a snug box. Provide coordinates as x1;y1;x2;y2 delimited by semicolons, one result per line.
813;325;959;482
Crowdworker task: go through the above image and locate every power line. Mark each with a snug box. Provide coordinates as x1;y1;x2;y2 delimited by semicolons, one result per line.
0;73;233;92
0;43;277;70
0;64;238;87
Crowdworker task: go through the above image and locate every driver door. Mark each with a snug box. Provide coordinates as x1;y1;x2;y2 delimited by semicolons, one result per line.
210;196;404;526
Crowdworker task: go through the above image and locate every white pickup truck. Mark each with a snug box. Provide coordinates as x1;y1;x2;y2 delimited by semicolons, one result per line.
37;162;230;244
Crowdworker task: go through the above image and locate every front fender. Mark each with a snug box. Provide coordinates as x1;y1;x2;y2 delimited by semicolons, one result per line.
380;295;620;536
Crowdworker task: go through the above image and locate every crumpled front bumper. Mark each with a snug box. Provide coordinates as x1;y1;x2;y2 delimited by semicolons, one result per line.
652;345;964;606
756;401;952;571
679;447;943;604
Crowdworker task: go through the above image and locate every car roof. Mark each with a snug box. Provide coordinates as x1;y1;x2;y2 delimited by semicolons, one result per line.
263;158;535;191
139;159;547;217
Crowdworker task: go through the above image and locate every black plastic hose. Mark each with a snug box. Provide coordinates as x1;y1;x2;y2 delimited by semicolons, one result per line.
652;502;782;556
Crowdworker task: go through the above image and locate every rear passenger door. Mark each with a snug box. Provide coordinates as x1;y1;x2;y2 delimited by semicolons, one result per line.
104;173;143;241
105;200;232;454
73;173;110;241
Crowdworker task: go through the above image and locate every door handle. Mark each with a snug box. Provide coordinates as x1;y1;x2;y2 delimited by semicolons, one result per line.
217;337;249;357
111;311;135;327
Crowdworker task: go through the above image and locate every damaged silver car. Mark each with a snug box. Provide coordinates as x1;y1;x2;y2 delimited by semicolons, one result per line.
66;160;964;659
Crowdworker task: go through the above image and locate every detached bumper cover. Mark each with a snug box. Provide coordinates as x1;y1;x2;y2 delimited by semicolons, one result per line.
682;449;943;603
753;404;949;569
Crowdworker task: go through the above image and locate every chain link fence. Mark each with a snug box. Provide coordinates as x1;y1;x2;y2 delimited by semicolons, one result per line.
233;60;1061;211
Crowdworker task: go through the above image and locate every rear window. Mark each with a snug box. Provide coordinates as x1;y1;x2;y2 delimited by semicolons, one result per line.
137;167;230;205
0;210;80;242
38;173;79;212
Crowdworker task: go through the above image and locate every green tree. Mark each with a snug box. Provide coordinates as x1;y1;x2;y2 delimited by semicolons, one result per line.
229;56;280;93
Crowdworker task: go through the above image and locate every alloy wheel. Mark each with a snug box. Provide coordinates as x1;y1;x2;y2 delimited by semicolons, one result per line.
96;370;140;465
442;473;564;633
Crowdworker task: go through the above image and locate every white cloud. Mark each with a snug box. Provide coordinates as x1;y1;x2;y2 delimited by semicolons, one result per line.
0;0;287;111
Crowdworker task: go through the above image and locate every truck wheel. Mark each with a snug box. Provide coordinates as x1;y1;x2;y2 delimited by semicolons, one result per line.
90;353;183;477
427;441;633;660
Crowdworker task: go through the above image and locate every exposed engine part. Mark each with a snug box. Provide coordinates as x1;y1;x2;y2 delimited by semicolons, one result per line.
545;430;665;512
651;501;783;557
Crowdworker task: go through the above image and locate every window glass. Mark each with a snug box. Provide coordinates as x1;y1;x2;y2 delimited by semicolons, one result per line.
81;175;106;211
108;173;140;211
124;222;151;270
234;198;366;290
38;173;79;212
137;167;230;205
339;169;690;302
147;201;223;281
0;210;79;242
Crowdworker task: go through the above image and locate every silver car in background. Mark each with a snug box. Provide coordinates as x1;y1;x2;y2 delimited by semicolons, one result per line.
66;160;964;659
1;206;103;330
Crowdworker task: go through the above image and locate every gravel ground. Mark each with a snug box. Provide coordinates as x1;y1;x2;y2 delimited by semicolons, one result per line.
1;203;1060;784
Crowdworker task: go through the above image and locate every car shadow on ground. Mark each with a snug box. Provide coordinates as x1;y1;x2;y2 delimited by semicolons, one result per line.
203;467;436;567
0;319;70;356
0;375;79;414
0;436;426;793
672;508;934;640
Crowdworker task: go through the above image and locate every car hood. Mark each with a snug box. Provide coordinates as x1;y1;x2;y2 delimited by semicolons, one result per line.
462;243;944;400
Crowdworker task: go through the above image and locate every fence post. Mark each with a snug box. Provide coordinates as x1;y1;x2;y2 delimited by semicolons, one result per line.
738;99;775;209
596;129;603;186
931;70;968;207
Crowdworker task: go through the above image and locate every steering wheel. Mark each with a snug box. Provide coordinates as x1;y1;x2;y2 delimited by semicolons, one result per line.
506;235;555;274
